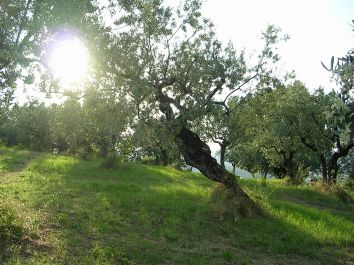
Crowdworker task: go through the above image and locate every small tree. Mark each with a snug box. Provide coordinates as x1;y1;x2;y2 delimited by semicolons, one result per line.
1;100;51;150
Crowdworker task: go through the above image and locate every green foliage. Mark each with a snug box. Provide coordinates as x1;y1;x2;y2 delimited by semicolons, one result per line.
226;72;354;184
1;87;131;158
298;49;354;182
81;87;131;157
50;94;84;153
0;100;51;150
131;118;181;166
99;153;129;170
227;82;315;181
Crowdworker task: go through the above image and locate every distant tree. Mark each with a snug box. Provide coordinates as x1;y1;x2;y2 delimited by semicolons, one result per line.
1;100;51;150
81;86;131;157
227;82;315;182
225;97;268;177
50;93;89;156
339;150;354;180
132;118;180;166
300;49;354;183
322;50;354;182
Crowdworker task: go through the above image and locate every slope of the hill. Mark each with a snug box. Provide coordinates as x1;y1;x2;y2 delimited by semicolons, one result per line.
0;146;353;264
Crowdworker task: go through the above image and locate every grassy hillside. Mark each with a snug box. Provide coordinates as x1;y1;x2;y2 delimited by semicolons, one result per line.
0;146;353;265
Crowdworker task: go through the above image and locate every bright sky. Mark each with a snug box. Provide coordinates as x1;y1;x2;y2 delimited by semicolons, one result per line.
202;0;354;91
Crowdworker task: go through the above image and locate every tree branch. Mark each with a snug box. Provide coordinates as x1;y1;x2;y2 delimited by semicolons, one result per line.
212;101;230;115
15;0;33;48
210;135;223;146
223;73;258;103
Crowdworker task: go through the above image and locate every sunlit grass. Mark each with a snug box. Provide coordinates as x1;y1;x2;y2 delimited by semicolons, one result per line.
0;146;353;264
271;200;353;244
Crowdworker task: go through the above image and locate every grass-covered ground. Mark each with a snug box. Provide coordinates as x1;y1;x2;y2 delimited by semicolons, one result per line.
0;146;353;264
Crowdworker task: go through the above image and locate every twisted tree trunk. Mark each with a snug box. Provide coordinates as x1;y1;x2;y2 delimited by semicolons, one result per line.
319;154;328;182
176;127;261;217
327;153;340;183
157;89;260;217
219;140;230;169
160;148;169;166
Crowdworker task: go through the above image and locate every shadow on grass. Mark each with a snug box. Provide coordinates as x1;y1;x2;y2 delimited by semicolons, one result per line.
0;147;40;175
241;179;354;211
7;154;354;264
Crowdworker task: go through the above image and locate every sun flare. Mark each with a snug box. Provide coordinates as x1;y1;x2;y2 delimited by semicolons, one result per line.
47;37;89;84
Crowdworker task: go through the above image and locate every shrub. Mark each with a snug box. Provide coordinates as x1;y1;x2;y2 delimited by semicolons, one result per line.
312;181;353;203
100;154;120;169
210;183;236;221
100;153;130;170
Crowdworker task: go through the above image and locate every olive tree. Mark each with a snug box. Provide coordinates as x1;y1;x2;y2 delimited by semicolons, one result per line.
103;0;284;216
300;50;354;183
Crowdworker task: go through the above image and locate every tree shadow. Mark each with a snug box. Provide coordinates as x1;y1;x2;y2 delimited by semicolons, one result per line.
242;179;354;211
0;147;39;175
0;151;50;264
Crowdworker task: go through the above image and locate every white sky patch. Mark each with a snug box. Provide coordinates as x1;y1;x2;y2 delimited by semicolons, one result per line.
202;0;354;91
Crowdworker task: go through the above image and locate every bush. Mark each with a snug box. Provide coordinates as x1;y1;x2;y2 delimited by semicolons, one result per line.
283;176;304;185
76;147;90;160
100;154;120;169
343;178;354;190
100;153;130;170
210;183;236;221
312;181;353;203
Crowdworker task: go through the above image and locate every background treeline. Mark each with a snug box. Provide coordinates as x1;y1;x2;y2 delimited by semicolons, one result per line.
0;87;182;166
1;77;352;183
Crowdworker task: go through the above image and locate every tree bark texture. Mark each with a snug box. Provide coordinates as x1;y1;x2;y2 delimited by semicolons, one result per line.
157;90;260;217
219;140;229;169
176;127;260;217
160;148;169;166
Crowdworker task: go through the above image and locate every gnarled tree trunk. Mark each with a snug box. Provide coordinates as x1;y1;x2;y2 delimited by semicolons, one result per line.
319;154;328;182
157;89;260;217
283;151;296;180
327;153;341;183
176;127;260;217
219;140;230;169
160;148;169;166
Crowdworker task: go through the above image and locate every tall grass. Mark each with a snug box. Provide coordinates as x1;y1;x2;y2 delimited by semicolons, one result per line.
0;146;353;264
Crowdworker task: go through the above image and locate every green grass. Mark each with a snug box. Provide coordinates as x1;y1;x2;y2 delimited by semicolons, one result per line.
0;146;353;264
